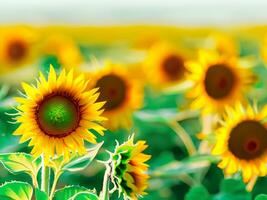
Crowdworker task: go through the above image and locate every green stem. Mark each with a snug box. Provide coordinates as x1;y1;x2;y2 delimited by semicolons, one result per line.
100;162;111;200
49;171;61;200
41;156;50;194
32;175;39;189
168;121;197;156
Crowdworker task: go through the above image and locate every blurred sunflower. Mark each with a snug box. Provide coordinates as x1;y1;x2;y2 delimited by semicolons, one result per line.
0;27;38;73
212;103;267;182
186;50;254;114
88;62;143;130
14;66;106;161
203;33;237;56
43;35;83;69
143;42;188;89
111;135;151;200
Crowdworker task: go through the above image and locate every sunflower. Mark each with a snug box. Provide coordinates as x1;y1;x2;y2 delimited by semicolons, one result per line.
13;66;106;161
111;135;151;200
186;50;254;114
203;33;237;56
0;27;38;73
143;42;188;89
87;62;143;130
42;35;83;69
212;103;267;182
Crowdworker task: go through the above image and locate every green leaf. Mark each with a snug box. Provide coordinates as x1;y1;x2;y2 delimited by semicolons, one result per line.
185;185;211;200
213;179;251;200
255;194;267;200
0;153;41;186
53;186;95;200
72;192;99;200
134;109;198;123
149;154;218;178
0;181;33;200
63;142;104;172
35;188;49;200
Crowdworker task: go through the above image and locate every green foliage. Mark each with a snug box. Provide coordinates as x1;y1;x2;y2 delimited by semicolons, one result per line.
50;142;103;175
35;188;49;200
185;185;211;200
53;186;97;200
63;142;104;172
150;154;219;178
72;192;99;200
213;179;251;200
185;179;252;200
255;194;267;200
0;181;33;200
0;153;41;186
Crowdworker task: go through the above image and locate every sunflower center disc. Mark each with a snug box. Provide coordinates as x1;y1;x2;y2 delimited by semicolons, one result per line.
204;64;236;99
162;55;185;81
228;120;267;160
7;40;27;62
37;95;80;137
96;74;127;111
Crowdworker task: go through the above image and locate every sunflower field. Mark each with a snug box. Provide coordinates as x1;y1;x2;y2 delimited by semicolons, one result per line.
1;25;267;200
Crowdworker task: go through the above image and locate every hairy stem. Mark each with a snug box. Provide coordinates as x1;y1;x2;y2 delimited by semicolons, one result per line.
41;156;50;195
49;171;61;200
100;162;112;200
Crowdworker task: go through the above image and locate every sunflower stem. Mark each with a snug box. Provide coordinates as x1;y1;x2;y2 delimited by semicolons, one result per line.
49;172;61;200
168;121;196;156
246;176;258;192
41;155;50;195
100;162;112;200
32;175;39;189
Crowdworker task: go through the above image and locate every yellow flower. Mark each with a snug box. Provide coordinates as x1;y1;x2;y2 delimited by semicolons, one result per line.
0;27;38;73
186;50;254;114
143;42;188;89
111;135;151;200
87;62;143;130
203;33;237;56
14;66;106;161
42;35;82;69
212;103;267;182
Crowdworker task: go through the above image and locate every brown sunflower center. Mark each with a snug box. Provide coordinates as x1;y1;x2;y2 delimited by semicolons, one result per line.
204;64;236;99
36;95;80;138
228;120;267;160
7;40;27;62
162;55;185;81
96;74;127;111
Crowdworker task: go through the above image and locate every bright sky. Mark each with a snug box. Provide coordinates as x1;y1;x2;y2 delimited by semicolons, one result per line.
1;0;267;25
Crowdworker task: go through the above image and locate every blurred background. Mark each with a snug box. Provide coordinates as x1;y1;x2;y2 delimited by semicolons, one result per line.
1;0;267;25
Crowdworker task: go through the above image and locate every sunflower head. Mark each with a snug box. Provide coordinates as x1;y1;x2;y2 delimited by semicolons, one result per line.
87;62;143;130
212;103;267;182
0;27;38;71
14;65;106;162
204;33;237;56
186;50;255;114
43;35;82;69
144;42;187;89
111;135;151;199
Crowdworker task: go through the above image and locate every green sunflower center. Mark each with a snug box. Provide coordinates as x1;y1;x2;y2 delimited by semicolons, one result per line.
37;95;80;137
96;74;127;111
228;120;267;160
162;55;185;81
204;64;236;99
7;40;27;62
